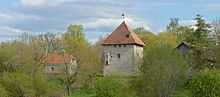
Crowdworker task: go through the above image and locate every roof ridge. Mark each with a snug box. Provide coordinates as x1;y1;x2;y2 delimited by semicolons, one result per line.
123;21;135;33
124;22;144;46
130;32;138;42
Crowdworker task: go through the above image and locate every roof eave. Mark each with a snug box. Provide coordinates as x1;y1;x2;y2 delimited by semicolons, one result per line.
102;43;145;47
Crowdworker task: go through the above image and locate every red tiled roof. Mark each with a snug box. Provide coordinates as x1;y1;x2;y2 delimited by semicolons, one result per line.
41;52;75;65
102;21;145;47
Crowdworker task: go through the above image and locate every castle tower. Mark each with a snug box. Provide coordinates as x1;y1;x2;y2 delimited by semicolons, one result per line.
102;20;145;76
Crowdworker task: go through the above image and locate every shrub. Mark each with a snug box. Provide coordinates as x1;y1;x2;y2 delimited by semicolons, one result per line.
0;72;34;97
172;69;220;97
172;89;192;97
69;76;136;97
68;89;95;97
134;42;189;97
94;76;125;97
0;84;8;97
189;69;220;97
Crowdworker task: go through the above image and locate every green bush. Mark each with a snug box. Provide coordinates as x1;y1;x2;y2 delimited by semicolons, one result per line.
189;69;220;97
0;71;63;97
94;76;125;97
172;69;220;97
0;72;34;97
133;42;189;97
68;89;95;97
0;84;8;97
172;89;192;97
69;76;136;97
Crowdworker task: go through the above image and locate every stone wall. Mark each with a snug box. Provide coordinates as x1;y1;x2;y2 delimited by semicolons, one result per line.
103;44;143;76
133;45;144;73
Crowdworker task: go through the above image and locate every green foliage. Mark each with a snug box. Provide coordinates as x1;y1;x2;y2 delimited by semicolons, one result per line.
0;34;64;97
187;14;210;47
32;68;63;97
173;69;220;97
176;26;194;43
134;27;158;45
69;76;135;97
68;89;95;97
0;84;8;97
94;76;125;97
166;18;179;33
63;24;88;54
158;32;178;46
172;89;192;97
165;18;193;44
0;71;63;97
189;69;220;97
0;45;18;72
67;24;84;37
133;42;189;97
1;72;34;97
0;24;102;97
186;15;212;70
63;24;101;71
216;46;220;67
62;24;101;92
53;69;79;96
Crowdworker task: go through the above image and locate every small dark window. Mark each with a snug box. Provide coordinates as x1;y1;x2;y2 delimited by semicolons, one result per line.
114;45;117;47
105;61;109;65
118;45;121;47
126;34;130;38
137;52;140;57
105;52;110;65
51;67;54;71
117;53;121;59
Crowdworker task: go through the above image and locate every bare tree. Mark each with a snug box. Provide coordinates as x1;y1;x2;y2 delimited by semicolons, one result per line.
212;19;220;67
212;19;220;43
62;49;79;96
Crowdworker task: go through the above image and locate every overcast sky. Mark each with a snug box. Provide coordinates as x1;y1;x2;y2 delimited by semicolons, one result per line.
0;0;220;42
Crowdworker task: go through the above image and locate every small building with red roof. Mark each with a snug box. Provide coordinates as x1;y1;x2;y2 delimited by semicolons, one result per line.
41;52;77;74
102;20;145;76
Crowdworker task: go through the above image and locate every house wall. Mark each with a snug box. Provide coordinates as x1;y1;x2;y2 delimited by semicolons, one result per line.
103;44;143;76
45;60;77;74
133;45;144;73
177;45;189;54
45;64;65;74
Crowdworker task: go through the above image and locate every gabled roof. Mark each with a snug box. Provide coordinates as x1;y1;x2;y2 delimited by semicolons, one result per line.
41;52;75;65
176;41;191;49
102;21;145;47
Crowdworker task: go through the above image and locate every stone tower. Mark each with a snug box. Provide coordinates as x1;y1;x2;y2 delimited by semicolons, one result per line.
102;21;145;76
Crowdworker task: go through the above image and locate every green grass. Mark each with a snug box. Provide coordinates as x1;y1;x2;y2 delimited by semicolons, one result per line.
68;89;95;97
